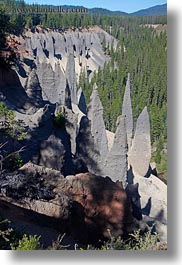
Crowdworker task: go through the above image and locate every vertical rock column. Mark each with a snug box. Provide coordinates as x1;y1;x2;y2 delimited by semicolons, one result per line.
25;68;43;104
54;62;66;105
128;106;151;177
87;83;108;160
103;116;128;187
66;52;78;105
122;73;133;149
76;116;101;174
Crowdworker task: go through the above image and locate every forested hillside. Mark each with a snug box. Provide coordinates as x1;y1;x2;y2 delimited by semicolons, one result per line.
79;26;167;141
0;1;167;250
0;0;167;173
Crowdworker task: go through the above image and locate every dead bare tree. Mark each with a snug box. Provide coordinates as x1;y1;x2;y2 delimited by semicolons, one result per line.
0;142;26;171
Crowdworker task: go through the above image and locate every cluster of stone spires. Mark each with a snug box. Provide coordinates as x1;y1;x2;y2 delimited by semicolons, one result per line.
77;79;151;187
59;52;151;188
12;40;151;187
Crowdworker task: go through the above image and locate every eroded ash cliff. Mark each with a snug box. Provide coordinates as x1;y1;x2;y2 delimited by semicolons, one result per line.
0;26;167;247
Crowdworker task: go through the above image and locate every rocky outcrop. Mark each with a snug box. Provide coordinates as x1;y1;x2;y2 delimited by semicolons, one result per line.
63;173;134;240
19;162;64;184
0;66;22;88
20;26;117;105
37;104;52;126
122;73;133;148
0;165;134;242
39;134;65;171
0;25;166;245
134;174;167;242
103;116;128;187
87;83;108;160
128;106;151;177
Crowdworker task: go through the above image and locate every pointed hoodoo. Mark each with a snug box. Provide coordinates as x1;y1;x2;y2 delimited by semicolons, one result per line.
65;52;77;105
26;68;42;103
37;61;55;102
87;83;108;158
54;62;66;105
76;115;101;175
128;106;151;177
103;116;128;188
122;73;133;148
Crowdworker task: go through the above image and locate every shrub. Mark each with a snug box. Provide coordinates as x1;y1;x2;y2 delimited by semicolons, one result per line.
0;218;13;250
86;226;164;250
11;234;41;250
53;112;66;128
48;234;70;250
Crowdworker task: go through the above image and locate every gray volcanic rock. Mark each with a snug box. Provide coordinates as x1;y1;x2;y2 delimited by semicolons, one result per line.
64;80;72;109
19;162;64;184
54;62;66;105
25;68;42;104
23;26;117;84
77;87;87;115
31;33;47;62
39;134;65;171
15;27;118;110
76;116;102;175
87;83;108;160
122;73;133;148
37;61;55;102
128;106;151;177
37;60;66;105
103;116;128;187
134;174;167;242
0;169;134;244
55;105;78;156
37;104;52;126
65;52;77;104
44;31;54;58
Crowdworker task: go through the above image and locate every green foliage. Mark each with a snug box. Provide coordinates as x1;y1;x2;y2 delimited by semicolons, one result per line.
124;228;159;250
1;0;167;34
0;218;13;250
0;216;41;250
86;227;162;250
8;153;24;170
79;25;167;148
0;5;17;68
0;102;28;170
11;234;41;250
157;152;167;173
153;150;161;164
53;112;66;128
151;136;167;178
0;217;21;250
0;102;28;142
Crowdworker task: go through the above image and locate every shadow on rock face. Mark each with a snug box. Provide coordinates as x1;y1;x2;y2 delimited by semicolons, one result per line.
75;116;102;175
64;173;134;245
126;183;143;221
